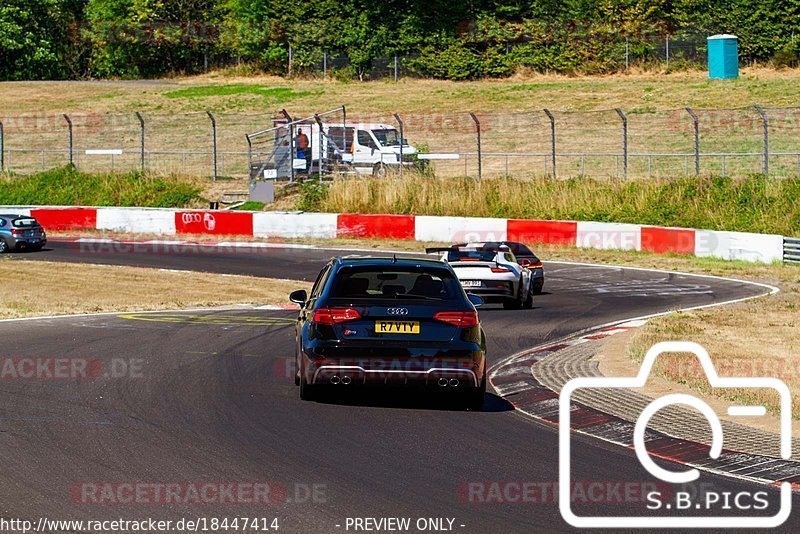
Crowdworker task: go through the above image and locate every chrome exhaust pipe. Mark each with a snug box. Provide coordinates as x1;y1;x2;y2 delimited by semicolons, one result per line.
449;378;460;387
341;376;352;385
438;378;449;387
330;375;341;385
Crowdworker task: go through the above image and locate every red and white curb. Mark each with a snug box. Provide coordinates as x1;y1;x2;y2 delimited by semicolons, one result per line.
1;205;787;264
489;322;800;492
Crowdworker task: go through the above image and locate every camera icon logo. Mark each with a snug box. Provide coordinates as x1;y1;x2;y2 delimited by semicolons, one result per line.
559;341;792;528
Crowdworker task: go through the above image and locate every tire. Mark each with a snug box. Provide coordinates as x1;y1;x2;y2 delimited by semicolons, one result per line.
300;374;318;401
0;239;9;254
372;163;387;178
465;376;486;411
532;279;544;295
502;281;525;310
523;281;534;309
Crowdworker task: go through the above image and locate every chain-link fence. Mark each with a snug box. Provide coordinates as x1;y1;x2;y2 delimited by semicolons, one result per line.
2;105;799;180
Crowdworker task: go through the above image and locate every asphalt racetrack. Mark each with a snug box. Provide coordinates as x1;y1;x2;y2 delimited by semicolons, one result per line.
1;239;796;533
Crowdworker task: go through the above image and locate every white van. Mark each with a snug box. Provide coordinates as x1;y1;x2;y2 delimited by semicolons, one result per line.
301;122;419;176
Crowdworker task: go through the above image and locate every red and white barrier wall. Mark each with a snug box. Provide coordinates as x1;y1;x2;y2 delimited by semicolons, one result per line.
1;206;785;264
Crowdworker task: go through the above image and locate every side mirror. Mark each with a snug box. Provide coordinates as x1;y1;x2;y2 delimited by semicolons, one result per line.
467;293;484;308
519;258;532;268
289;290;308;305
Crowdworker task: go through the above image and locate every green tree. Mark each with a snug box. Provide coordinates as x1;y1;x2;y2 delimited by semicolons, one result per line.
85;0;223;77
0;0;75;80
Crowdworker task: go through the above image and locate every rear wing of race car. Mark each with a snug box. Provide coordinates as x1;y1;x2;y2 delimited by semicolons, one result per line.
425;243;470;255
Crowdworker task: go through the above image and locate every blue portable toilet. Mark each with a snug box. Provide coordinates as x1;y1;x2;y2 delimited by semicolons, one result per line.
708;34;739;79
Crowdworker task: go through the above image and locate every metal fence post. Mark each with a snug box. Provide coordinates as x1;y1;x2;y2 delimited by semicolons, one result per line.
135;112;145;172
246;134;253;180
63;114;73;166
323;51;328;77
0;120;4;172
615;108;628;179
543;109;556;178
207;111;217;180
685;107;699;176
469;112;482;182
393;113;404;178
394;55;399;82
314;114;324;181
281;109;294;181
342;105;347;157
754;105;769;175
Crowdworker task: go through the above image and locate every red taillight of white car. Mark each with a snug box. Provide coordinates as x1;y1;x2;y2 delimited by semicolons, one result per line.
490;266;510;273
312;307;362;325
434;311;479;328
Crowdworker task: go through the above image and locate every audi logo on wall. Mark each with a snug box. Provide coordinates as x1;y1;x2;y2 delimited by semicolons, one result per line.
387;308;409;316
181;212;216;231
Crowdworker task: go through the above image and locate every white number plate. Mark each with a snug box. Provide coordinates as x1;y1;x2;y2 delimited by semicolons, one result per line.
461;280;482;287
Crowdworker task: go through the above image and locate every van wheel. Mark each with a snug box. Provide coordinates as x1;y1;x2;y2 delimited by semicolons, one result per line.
372;163;387;178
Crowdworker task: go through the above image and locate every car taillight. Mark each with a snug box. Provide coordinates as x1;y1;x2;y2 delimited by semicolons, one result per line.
530;261;543;268
434;311;479;328
312;307;361;325
490;267;510;273
11;229;23;236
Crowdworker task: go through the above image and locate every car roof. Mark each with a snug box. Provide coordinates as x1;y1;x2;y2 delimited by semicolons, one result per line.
335;255;447;267
0;214;33;219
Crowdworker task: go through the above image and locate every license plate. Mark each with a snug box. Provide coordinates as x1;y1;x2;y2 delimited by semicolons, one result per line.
375;321;420;334
461;280;482;287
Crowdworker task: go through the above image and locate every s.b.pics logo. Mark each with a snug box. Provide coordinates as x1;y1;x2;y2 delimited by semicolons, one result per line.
559;342;793;528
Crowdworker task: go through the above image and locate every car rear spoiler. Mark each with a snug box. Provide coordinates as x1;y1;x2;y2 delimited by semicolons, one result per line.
425;246;459;254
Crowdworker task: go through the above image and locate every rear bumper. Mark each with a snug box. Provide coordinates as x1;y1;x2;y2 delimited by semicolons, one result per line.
12;237;46;250
311;365;479;387
462;286;515;300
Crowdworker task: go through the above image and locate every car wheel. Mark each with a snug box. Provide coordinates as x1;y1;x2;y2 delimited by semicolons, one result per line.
300;374;318;401
0;239;9;254
532;279;544;295
465;376;486;411
372;163;387;178
523;282;534;309
503;281;525;309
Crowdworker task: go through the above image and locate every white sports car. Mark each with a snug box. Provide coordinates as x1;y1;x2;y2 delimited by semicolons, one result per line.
427;245;534;309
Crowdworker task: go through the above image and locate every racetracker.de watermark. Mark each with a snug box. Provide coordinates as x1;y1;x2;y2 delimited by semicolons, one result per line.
0;357;143;381
71;482;326;506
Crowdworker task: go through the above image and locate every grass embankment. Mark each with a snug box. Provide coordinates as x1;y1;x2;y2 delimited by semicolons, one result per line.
0;259;309;319
0;166;204;207
4;68;800;115
305;175;800;236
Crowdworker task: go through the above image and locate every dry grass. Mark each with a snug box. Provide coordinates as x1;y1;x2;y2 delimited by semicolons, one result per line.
313;175;800;236
4;67;800;115
5;69;800;178
0;259;310;319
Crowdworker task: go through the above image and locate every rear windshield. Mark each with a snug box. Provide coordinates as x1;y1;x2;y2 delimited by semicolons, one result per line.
12;218;39;228
330;266;463;301
446;251;496;262
482;242;536;257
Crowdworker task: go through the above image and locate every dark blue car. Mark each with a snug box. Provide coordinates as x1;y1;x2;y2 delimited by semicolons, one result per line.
0;214;47;253
290;256;487;409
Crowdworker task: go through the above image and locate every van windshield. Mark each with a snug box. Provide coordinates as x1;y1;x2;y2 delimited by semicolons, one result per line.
372;129;400;146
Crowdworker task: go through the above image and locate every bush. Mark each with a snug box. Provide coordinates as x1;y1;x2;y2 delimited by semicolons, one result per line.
295;180;329;212
0;166;203;207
